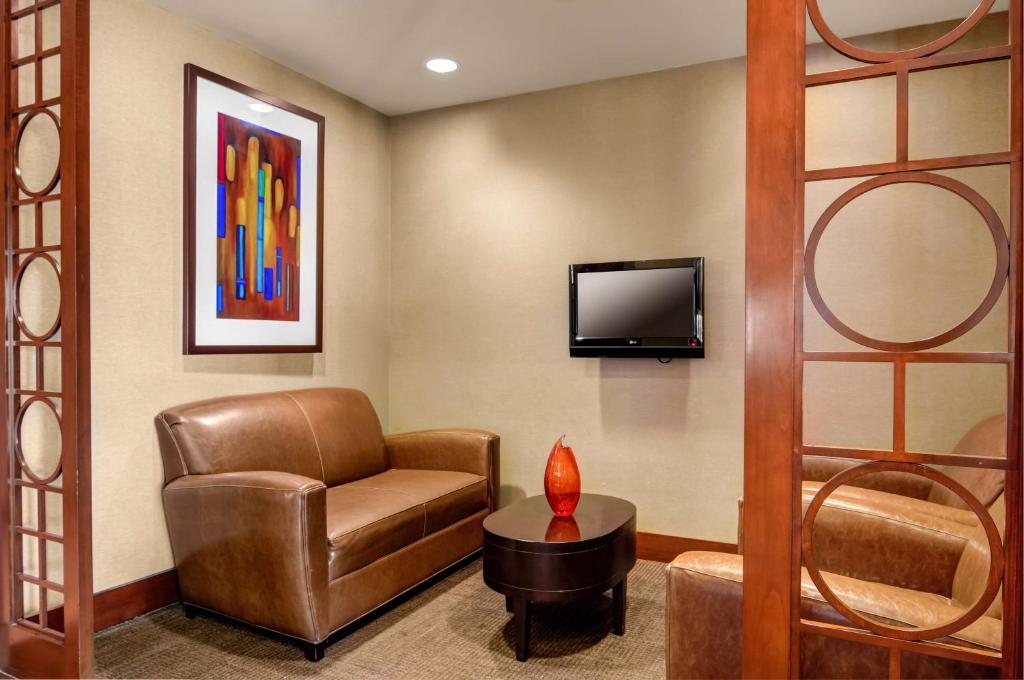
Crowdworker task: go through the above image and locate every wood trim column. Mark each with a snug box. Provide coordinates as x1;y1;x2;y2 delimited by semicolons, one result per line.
59;0;93;675
743;0;804;677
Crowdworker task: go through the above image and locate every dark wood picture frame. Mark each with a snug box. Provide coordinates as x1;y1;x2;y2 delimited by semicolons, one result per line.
183;63;325;354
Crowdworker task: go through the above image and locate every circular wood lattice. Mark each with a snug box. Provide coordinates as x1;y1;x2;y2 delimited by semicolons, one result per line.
14;252;62;342
804;171;1009;353
802;460;1004;641
13;396;62;485
13;107;61;197
806;0;997;64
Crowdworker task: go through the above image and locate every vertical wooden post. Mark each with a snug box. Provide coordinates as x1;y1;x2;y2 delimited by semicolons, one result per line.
1003;3;1023;679
743;0;804;677
1004;5;1024;679
60;0;93;676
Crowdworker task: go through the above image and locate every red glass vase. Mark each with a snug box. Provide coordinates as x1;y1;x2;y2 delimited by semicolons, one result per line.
544;435;581;516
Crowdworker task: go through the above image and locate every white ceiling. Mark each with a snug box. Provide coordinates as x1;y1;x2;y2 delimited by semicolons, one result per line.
153;0;1008;116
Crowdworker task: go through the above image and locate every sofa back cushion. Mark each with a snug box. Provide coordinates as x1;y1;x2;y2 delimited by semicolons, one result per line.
286;388;388;486
929;414;1007;509
156;390;324;483
155;387;387;486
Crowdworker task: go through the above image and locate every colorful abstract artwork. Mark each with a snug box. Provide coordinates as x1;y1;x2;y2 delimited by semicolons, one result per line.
216;113;301;321
185;64;323;354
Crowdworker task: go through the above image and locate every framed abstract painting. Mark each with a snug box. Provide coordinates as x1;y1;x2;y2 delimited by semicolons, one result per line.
183;64;324;354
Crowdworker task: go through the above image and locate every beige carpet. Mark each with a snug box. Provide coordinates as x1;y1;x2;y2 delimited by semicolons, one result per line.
95;558;666;679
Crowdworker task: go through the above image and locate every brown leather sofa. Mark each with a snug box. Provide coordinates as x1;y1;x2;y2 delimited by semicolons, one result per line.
668;415;1007;679
155;387;499;661
667;495;1005;678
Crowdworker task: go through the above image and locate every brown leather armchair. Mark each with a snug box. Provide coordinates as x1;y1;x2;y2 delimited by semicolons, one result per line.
155;388;499;661
795;415;1007;592
736;416;1006;570
802;414;1007;527
669;415;1008;678
667;494;1005;678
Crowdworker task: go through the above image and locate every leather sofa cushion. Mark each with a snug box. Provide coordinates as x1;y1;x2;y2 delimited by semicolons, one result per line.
326;469;487;580
345;469;488;534
802;481;979;532
155;387;390;486
671;551;1002;652
326;485;425;581
156;391;324;483
286;388;389;487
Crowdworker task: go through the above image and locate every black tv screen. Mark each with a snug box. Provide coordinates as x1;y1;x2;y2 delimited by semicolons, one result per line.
569;258;703;358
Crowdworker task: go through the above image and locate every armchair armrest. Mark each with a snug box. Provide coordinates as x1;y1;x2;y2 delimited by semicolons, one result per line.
666;552;743;679
385;429;500;510
162;471;328;642
802;495;968;596
802;456;933;500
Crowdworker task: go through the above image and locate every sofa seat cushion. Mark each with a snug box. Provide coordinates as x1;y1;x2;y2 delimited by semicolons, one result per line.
326;469;488;580
326;486;424;580
344;469;488;534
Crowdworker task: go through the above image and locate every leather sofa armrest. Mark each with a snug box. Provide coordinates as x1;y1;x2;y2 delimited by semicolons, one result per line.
802;456;933;500
163;471;328;642
802;497;968;596
385;429;500;510
666;552;742;679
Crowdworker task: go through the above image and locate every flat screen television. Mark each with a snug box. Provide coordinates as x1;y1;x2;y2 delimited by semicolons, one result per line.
569;257;704;359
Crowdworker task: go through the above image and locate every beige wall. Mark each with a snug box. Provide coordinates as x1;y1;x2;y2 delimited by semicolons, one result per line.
389;15;1011;542
90;0;391;591
87;3;1011;590
389;60;748;541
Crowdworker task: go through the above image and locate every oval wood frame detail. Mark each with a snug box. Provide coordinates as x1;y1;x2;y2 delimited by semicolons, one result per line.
804;171;1010;352
13;107;62;198
802;460;1004;642
14;251;63;342
806;0;997;64
13;396;63;485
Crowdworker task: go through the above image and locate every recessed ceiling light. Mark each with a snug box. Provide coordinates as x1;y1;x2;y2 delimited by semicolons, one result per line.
426;58;459;74
248;102;275;113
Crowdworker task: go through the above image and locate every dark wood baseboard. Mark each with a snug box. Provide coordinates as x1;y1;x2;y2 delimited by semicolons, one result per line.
637;531;738;563
33;568;179;633
33;533;731;633
94;569;179;631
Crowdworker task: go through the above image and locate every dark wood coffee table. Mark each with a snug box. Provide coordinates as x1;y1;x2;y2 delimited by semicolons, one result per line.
482;493;637;661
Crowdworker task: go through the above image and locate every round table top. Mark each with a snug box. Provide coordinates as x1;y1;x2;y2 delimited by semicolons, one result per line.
483;493;636;553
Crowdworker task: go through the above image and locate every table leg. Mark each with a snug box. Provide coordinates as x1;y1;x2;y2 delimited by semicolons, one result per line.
506;594;513;613
513;596;531;661
613;578;627;636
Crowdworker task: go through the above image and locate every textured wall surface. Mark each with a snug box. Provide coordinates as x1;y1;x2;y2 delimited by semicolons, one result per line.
389;59;749;541
89;2;1010;590
389;15;1010;542
90;0;391;591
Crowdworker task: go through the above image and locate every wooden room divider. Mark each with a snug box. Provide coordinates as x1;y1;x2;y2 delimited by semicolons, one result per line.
0;0;91;677
745;1;1022;678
